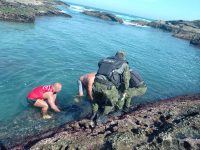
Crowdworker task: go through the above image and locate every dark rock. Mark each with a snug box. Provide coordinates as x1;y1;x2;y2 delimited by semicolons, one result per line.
130;20;149;26
190;34;200;47
183;141;192;150
0;12;35;23
148;20;179;32
0;141;6;150
0;0;71;23
129;19;200;48
44;0;70;7
82;10;123;23
8;94;200;150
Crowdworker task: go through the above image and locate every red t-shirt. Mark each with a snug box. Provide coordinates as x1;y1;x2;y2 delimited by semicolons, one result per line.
27;85;55;100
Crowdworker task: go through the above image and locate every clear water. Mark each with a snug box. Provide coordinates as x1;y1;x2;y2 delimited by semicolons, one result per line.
0;3;200;146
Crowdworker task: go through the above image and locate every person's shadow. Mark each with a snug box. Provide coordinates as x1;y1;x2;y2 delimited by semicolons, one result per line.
59;104;84;120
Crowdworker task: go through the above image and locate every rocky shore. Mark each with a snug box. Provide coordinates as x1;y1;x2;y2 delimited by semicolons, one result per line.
1;1;199;47
0;0;71;23
82;10;123;24
80;10;200;48
6;94;200;150
131;20;200;47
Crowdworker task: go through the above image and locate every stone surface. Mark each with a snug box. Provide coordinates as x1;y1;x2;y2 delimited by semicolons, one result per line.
190;34;200;47
82;10;123;24
130;20;200;48
7;94;200;150
0;0;71;23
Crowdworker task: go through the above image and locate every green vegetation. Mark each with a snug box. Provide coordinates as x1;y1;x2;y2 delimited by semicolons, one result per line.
0;5;35;16
0;0;71;22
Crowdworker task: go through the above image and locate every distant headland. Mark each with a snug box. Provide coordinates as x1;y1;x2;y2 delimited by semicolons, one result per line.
0;0;199;47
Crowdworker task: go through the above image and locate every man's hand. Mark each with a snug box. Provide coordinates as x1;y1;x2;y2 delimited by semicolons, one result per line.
46;93;61;112
53;107;61;112
48;99;61;112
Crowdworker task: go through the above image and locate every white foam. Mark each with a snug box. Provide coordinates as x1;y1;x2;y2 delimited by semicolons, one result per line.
68;4;150;28
69;5;85;12
123;20;148;27
116;14;134;21
61;10;67;13
116;14;151;22
69;5;94;13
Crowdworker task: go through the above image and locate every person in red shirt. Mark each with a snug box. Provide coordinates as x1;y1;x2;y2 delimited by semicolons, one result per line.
27;82;62;119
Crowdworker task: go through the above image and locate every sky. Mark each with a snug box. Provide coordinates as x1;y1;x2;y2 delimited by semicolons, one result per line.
65;0;200;20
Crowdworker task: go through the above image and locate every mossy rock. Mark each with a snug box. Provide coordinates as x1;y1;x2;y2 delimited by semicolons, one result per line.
105;132;135;150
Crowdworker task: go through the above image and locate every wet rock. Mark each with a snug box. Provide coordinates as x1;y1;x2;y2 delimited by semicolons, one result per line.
0;0;71;23
43;0;70;7
9;94;200;150
190;34;200;47
129;19;200;48
82;10;123;23
105;132;135;150
130;20;149;26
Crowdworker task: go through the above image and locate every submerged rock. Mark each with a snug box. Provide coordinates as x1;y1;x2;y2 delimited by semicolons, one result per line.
82;10;123;24
8;94;200;150
0;0;71;23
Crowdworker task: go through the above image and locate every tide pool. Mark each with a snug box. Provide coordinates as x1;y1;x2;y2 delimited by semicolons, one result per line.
0;4;200;146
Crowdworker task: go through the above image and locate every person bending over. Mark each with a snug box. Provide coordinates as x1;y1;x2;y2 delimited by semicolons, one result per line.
27;82;62;119
75;72;96;102
92;51;130;119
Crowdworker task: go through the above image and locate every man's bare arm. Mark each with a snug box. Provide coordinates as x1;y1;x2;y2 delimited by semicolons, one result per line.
48;95;61;112
44;92;60;112
87;79;93;100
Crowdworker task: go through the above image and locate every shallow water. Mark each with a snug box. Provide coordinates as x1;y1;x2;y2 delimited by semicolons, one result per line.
0;3;200;146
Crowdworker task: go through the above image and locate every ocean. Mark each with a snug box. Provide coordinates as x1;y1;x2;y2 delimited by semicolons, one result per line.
0;2;200;146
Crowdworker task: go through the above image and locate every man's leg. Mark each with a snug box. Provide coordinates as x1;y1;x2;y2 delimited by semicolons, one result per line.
124;97;132;109
91;84;102;120
33;99;51;119
103;86;118;115
124;85;147;109
115;94;125;110
128;85;147;98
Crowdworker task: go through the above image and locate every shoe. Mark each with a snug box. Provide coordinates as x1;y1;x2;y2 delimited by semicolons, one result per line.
123;107;130;113
43;114;52;119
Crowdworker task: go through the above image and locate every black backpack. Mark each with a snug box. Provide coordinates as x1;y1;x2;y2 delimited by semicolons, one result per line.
129;70;144;88
97;56;127;88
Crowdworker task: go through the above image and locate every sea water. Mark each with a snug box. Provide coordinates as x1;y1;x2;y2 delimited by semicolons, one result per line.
0;3;200;146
